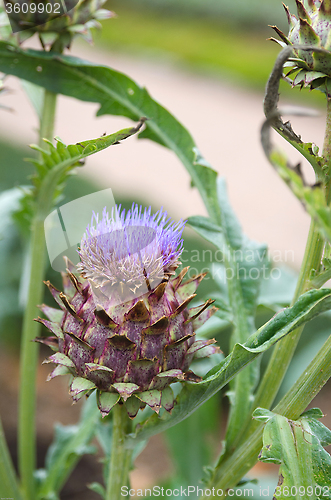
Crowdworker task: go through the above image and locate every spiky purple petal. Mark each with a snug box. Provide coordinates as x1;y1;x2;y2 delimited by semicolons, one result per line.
77;204;185;307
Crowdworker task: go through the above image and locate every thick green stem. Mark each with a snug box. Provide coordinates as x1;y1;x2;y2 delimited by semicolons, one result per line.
0;417;23;500
106;404;133;500
18;87;57;500
248;221;323;416
224;220;323;453
209;73;331;494
39;89;57;149
221;257;253;452
18;217;47;500
201;333;331;499
237;97;330;439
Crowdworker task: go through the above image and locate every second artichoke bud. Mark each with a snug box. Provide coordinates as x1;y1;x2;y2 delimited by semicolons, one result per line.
271;0;331;92
4;0;113;48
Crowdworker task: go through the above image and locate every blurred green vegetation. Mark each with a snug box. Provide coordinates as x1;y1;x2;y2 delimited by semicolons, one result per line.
97;0;325;107
1;0;329;373
98;4;279;88
108;0;296;29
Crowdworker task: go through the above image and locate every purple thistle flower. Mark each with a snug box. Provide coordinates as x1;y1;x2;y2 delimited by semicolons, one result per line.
77;204;185;306
36;203;219;418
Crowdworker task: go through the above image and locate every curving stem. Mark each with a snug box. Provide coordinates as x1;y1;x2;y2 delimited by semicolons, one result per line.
18;87;57;500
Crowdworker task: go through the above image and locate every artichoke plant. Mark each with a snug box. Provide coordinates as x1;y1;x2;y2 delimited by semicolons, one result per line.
270;0;331;91
36;204;219;418
3;0;113;47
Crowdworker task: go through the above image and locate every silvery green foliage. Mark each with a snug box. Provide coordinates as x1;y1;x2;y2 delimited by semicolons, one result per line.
254;408;331;497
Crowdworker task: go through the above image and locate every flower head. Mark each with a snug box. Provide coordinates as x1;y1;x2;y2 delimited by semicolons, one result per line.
77;204;185;306
36;204;219;418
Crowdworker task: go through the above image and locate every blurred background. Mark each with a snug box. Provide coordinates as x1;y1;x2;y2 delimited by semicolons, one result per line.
1;0;331;498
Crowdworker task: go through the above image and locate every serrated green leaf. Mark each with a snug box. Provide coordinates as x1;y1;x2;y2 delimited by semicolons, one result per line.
55;139;71;160
29;121;145;222
188;178;268;452
129;288;331;445
0;41;219;221
255;408;331;498
267;148;331;243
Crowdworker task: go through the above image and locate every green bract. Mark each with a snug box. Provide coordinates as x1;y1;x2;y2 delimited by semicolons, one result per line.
4;0;113;47
271;0;331;91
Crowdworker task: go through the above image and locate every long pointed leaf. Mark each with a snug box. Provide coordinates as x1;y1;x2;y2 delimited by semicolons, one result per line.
0;42;219;221
26;120;144;219
129;288;331;444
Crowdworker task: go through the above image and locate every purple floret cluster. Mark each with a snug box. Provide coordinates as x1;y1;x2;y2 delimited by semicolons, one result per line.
77;204;186;297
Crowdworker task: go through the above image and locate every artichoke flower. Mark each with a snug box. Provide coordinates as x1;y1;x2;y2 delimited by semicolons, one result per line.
4;0;113;47
36;204;219;418
270;0;331;91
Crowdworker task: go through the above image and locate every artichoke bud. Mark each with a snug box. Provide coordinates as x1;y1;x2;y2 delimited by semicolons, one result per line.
36;204;220;418
3;0;113;48
270;0;331;92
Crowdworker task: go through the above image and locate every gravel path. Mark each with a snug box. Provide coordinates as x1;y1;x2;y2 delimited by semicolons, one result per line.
1;41;327;268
